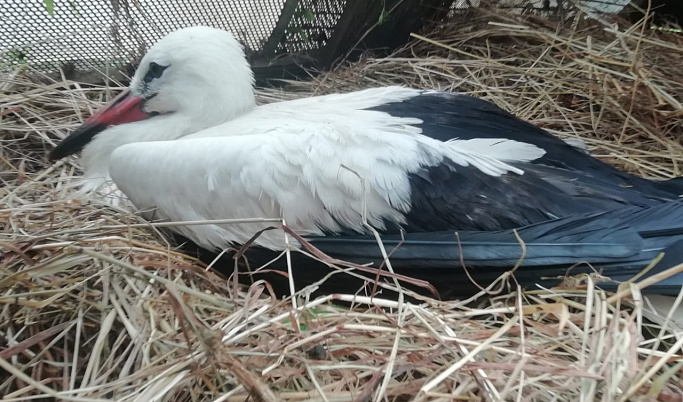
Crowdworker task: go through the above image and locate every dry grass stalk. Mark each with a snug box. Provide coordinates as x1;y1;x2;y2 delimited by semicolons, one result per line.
2;5;683;401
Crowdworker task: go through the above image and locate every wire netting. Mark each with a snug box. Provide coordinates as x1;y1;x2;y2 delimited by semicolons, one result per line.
1;0;635;74
0;0;346;72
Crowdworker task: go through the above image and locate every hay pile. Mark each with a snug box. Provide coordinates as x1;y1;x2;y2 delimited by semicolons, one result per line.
2;6;683;401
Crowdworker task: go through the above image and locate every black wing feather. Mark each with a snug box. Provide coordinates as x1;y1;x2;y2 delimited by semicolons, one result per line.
369;92;683;200
184;201;683;299
398;158;663;234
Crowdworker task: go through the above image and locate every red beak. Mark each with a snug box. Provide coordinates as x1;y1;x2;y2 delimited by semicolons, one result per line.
50;89;151;161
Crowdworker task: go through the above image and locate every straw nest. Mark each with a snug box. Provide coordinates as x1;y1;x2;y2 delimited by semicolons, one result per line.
2;5;683;402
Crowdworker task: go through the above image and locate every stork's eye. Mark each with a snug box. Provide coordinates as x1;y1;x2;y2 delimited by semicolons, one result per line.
143;62;169;84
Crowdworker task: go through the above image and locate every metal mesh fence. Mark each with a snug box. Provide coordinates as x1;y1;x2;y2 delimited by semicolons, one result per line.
0;0;631;75
0;0;346;72
282;0;345;52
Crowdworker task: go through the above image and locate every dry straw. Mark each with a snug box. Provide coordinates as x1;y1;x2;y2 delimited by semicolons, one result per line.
2;5;683;401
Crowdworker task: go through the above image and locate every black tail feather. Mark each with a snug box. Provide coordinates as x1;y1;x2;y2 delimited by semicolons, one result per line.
177;201;683;300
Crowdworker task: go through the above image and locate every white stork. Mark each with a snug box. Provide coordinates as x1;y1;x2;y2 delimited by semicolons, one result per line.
51;26;683;298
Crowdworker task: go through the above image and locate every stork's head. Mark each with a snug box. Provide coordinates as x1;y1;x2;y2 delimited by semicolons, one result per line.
50;26;255;161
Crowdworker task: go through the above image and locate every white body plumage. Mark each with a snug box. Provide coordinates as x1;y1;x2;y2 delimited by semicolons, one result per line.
107;87;545;249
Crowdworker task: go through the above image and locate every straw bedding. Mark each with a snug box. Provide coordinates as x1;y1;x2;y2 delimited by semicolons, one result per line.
2;5;683;401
